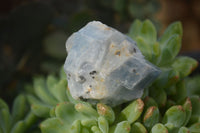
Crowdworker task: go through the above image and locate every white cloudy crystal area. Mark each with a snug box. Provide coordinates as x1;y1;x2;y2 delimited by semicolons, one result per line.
64;21;161;106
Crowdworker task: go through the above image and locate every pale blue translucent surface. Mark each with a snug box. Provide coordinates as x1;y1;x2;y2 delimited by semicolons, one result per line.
64;21;161;106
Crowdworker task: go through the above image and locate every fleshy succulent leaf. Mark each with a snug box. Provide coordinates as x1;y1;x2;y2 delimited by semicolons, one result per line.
128;19;142;40
162;105;186;128
120;99;144;123
97;103;115;124
46;75;58;92
0;108;11;133
10;121;26;133
27;95;44;105
27;95;51;117
98;116;109;133
40;118;65;133
50;79;68;102
114;121;131;133
135;36;152;61
181;98;192;126
33;77;58;105
172;56;198;79
189;123;200;133
70;120;81;133
131;122;147;133
129;19;156;44
151;42;160;64
91;126;101;133
49;107;56;117
143;106;159;130
56;102;83;124
178;127;190;133
158;34;181;66
75;102;98;119
11;95;27;124
31;104;51;118
24;112;38;129
81;119;97;128
159;21;182;45
140;20;157;43
150;123;168;133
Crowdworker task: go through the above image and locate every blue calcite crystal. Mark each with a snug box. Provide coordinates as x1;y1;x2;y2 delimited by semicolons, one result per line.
64;21;161;106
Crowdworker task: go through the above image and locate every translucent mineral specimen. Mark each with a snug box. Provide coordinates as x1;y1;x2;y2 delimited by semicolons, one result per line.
64;21;161;106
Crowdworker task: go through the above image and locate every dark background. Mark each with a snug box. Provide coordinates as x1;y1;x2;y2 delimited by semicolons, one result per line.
0;0;199;103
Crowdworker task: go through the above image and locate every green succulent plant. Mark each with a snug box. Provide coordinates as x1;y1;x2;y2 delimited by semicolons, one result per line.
26;68;68;118
1;19;199;133
40;97;200;133
0;95;38;133
128;19;198;107
27;20;200;133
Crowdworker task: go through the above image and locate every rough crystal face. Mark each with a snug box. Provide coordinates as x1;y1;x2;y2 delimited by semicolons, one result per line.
64;21;161;106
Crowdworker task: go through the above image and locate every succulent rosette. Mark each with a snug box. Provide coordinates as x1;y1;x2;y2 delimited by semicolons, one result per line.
0;95;38;133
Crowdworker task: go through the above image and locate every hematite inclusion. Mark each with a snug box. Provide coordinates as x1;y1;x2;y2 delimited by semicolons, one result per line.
64;21;161;106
